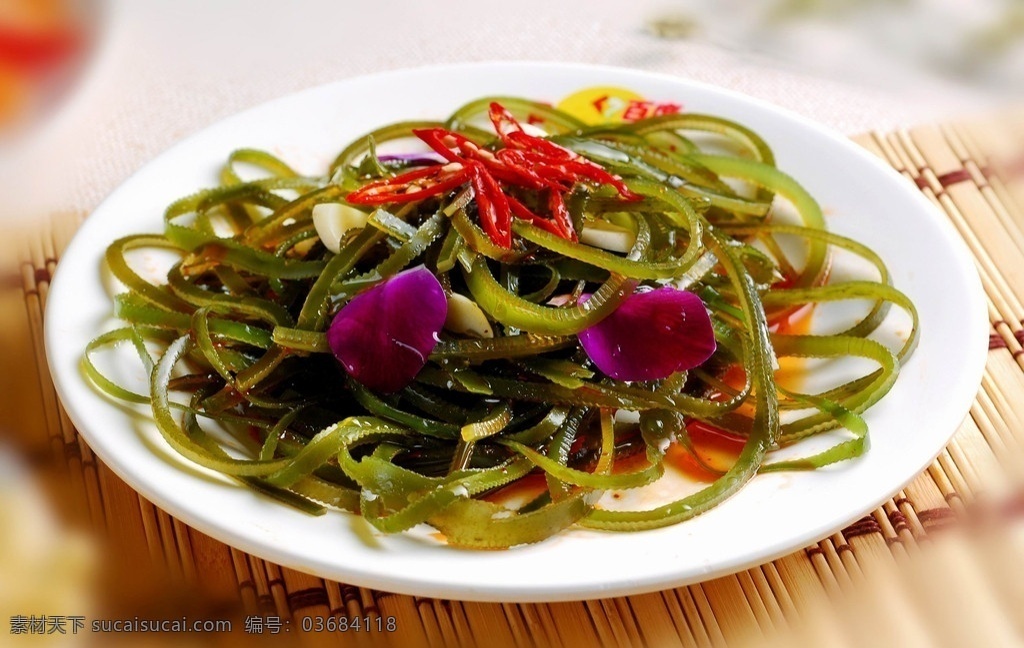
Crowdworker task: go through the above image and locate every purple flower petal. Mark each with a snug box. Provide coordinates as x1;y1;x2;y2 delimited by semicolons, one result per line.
327;266;447;393
378;153;447;166
578;287;716;382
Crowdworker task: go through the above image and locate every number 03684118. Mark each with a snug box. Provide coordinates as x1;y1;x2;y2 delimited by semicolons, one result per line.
300;615;397;633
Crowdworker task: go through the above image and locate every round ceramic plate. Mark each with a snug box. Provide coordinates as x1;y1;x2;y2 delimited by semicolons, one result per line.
46;62;986;602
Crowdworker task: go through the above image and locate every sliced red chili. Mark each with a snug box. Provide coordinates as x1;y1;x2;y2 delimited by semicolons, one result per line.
507;131;576;161
488;102;638;200
489;103;574;161
348;102;638;248
547;190;577;242
467;161;513;248
507;195;569;239
559;159;639;201
507;194;542;223
412;128;471;163
487;102;525;144
347;163;470;205
415;127;550;191
494;149;566;191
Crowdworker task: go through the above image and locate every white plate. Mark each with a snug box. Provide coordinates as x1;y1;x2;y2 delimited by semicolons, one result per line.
45;62;987;602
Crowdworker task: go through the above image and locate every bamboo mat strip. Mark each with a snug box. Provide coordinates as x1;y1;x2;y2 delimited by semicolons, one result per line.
671;587;716;648
14;118;1024;647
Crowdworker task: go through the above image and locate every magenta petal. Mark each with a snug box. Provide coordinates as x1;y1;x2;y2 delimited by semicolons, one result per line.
327;266;447;393
377;153;447;166
578;288;716;381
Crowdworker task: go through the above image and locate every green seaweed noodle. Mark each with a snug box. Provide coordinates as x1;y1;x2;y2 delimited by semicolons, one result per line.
86;97;918;547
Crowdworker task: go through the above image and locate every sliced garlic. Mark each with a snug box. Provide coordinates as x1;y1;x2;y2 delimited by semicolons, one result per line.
312;203;368;253
444;293;494;338
579;220;636;254
291;237;318;256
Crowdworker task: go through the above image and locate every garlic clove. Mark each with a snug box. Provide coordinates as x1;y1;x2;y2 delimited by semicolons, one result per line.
312;203;368;253
579;221;636;254
444;293;494;338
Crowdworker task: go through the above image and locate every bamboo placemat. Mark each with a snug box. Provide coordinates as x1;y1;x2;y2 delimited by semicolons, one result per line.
10;114;1024;647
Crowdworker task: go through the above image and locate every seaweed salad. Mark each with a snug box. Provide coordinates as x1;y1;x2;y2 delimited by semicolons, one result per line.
87;97;918;548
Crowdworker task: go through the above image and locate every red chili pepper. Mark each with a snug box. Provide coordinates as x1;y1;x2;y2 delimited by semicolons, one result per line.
347;102;639;249
487;102;524;143
559;159;639;201
509;131;577;161
507;195;572;240
412;128;471;163
489;103;572;161
505;195;539;221
494;149;567;191
417;126;548;192
467;161;512;248
488;102;639;200
547;190;577;242
506;148;636;200
347;163;470;205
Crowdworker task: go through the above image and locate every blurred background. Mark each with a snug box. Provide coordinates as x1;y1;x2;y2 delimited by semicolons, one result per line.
0;0;1021;225
0;0;1022;645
